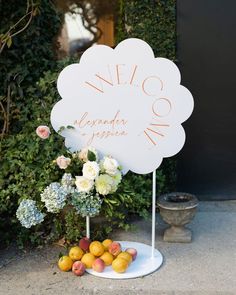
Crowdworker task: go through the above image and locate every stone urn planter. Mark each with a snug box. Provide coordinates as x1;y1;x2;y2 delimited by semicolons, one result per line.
157;192;198;243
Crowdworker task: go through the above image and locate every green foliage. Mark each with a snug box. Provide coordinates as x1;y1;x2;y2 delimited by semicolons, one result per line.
0;0;62;134
116;0;176;60
0;58;176;248
0;0;177;248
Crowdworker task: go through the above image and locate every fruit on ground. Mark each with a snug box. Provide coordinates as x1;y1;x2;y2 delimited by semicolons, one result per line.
112;257;128;273
92;258;105;273
69;246;84;261
108;241;122;256
72;261;86;276
89;241;105;257
58;256;73;271
102;239;113;251
125;248;137;261
117;252;132;265
100;251;114;266
81;253;96;268
79;237;91;252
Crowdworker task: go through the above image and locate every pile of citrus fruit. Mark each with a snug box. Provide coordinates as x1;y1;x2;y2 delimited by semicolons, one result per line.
58;237;137;276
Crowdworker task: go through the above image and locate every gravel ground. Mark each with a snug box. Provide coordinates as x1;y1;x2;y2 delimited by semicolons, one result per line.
0;201;236;295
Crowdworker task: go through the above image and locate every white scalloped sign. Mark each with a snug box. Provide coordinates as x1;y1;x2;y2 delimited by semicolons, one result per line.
51;38;194;174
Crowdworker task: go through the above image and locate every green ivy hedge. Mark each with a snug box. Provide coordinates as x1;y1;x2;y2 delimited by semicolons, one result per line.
0;0;176;248
116;0;176;60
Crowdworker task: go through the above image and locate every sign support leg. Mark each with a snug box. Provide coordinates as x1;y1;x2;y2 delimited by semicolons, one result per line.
86;215;90;239
151;170;156;258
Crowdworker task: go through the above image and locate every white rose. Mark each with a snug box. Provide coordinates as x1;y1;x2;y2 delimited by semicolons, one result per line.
75;176;94;193
56;155;71;169
102;156;119;176
82;161;100;180
79;147;98;162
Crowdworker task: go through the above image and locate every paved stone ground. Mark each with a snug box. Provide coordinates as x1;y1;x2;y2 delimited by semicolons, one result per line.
1;201;236;295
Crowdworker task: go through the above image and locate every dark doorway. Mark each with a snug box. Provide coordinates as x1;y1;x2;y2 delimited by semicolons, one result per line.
176;0;236;199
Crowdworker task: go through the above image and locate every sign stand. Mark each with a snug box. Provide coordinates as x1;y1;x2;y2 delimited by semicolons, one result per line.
151;170;156;259
85;170;163;279
51;38;194;279
86;216;90;239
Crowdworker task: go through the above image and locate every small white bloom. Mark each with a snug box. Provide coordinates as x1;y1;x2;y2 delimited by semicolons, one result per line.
110;171;122;193
75;176;94;193
101;156;119;176
82;161;100;180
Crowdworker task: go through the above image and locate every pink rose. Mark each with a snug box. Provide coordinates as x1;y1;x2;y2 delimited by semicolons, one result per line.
36;125;50;139
56;155;71;169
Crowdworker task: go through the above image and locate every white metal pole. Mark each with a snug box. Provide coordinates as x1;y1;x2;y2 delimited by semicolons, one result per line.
86;216;90;239
151;170;156;258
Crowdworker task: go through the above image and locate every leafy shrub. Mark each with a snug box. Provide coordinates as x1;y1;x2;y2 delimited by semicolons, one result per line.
0;58;175;248
0;0;176;248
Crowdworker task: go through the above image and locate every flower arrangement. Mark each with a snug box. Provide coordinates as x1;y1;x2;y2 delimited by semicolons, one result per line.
16;126;123;229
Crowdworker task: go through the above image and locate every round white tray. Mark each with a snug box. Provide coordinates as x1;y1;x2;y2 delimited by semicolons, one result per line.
86;241;163;279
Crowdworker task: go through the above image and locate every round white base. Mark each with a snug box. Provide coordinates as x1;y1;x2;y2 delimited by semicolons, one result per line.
86;241;163;279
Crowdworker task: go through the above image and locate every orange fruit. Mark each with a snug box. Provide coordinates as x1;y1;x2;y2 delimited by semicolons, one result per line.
117;252;132;265
100;251;114;266
58;256;73;271
69;246;84;261
112;257;128;273
89;241;105;257
81;253;96;268
102;239;113;251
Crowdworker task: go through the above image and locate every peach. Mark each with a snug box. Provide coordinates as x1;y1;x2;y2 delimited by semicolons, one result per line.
79;237;91;252
72;261;86;276
92;258;105;273
125;248;137;261
108;241;122;256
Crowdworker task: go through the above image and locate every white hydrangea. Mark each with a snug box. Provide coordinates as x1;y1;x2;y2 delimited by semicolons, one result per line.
61;173;75;194
40;182;68;213
16;199;45;228
61;173;74;186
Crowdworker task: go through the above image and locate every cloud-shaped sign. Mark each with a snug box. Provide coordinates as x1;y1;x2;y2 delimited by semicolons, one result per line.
51;38;194;174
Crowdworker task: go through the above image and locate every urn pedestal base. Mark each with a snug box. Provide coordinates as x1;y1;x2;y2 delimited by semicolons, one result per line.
164;226;192;243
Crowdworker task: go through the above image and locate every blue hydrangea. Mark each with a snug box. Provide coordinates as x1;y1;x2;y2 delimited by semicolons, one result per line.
40;182;68;213
16;199;45;228
71;191;102;217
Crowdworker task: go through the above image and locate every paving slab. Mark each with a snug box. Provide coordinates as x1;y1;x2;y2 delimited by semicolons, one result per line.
0;201;236;295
